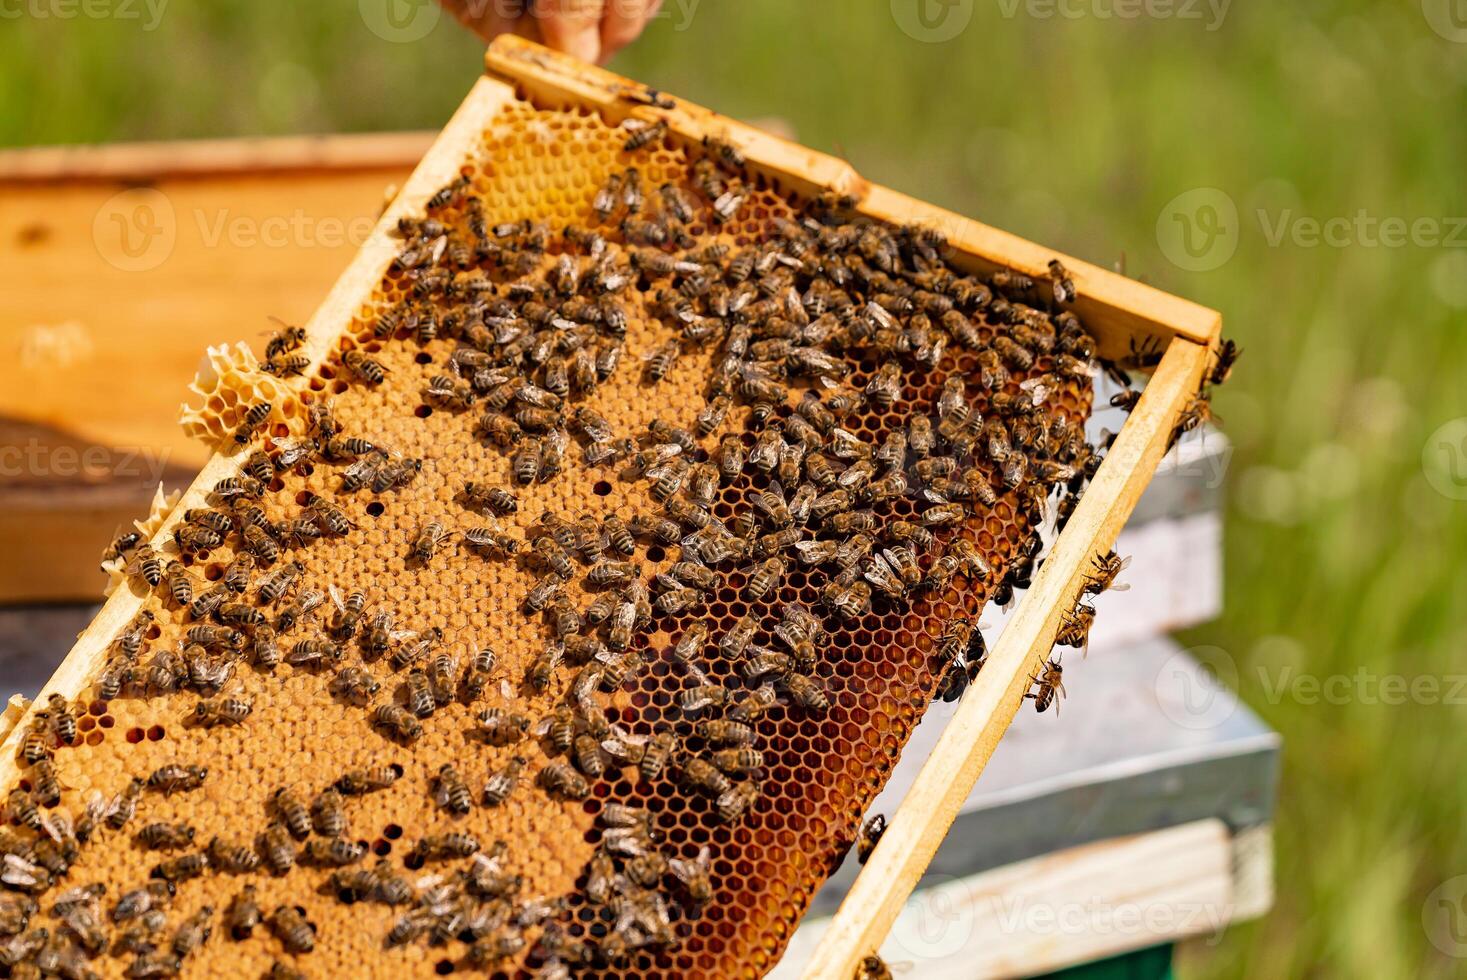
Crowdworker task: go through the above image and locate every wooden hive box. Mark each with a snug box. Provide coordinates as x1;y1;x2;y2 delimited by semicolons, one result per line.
0;36;1220;980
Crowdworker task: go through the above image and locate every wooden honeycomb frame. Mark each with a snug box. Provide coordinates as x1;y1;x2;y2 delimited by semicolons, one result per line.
0;36;1220;979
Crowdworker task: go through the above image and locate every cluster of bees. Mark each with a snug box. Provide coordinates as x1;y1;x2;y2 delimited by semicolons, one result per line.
0;109;1238;979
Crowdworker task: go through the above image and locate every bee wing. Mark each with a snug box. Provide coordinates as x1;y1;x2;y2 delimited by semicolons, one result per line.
388;629;421;643
39;809;70;844
530;715;554;737
328;583;346;613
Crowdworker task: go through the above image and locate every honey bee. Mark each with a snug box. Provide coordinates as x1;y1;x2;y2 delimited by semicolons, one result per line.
475;708;530;747
151;852;209;883
268;905;314;954
303;837;366;866
1056;602;1097;652
342;349;386;385
728;683;778;723
1025;657;1066;714
371;860;413;906
426;173;469;211
573;734;606;778
207;836;260;874
17;722;51;767
854;813;889;865
644;340;680;382
147;764;207;796
112;881;174;922
594;171;624;221
621;166;645;213
127;542;165;588
211;475;263;501
162;561;194;608
460;647;498;702
512;439;543;485
855;953;895;980
695;719;755;747
189;698;252;728
678;684;728;715
719;613;758;660
782;671;830;712
307;788;346;839
1210;337;1240;386
226;886;261;940
711;748;764;776
41;694;76;746
389;626;444;671
287;637;342;670
256;560;304;606
101;528;143;570
334;765;402;796
258;822;296;876
404;669;436;719
104;777;145;830
412;832;480;862
270;787;311;839
252;625;281;671
28;759;60;807
1084;550;1131;596
639;731;676;781
538;761;589;800
216;554;254;595
715;781;760;822
480;412;524;447
411;521;451;563
242;524;280;566
363;611;394;660
372;704;422;743
232;402;272;445
622;118;668;152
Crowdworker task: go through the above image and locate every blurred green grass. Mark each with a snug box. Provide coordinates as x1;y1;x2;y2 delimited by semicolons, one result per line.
5;1;1467;975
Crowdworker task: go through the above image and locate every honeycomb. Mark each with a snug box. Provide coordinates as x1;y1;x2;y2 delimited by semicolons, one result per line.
101;484;183;598
1;97;1103;980
177;343;294;446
